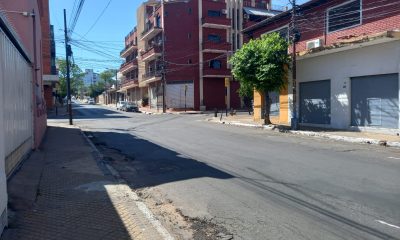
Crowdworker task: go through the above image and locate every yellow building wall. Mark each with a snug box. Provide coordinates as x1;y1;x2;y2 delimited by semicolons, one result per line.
253;69;289;125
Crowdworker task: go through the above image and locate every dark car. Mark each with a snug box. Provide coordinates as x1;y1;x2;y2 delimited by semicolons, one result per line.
121;102;139;112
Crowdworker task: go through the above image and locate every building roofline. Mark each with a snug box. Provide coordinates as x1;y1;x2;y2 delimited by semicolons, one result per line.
243;0;326;34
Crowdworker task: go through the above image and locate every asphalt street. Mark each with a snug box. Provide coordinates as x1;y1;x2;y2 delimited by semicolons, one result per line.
51;103;400;240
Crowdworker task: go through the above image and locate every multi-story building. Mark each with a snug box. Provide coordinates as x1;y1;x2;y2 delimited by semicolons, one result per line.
83;69;100;87
0;0;52;234
120;0;283;111
244;0;400;131
43;24;59;109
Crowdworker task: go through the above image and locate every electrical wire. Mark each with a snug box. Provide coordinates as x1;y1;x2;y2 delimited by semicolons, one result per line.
80;0;113;39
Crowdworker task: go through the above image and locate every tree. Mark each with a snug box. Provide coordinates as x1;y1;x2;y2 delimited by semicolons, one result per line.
57;58;85;98
230;32;289;124
100;69;116;88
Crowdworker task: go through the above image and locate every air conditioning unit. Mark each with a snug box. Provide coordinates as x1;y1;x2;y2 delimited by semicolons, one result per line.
306;39;323;50
221;9;227;14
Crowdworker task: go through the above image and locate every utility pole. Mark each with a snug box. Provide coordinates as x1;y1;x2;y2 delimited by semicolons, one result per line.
161;0;167;113
115;69;118;107
64;9;73;125
290;0;298;130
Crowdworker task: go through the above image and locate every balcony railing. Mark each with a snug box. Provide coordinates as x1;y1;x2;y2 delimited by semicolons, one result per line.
203;66;230;77
121;78;139;88
141;25;162;38
142;71;162;81
202;41;231;52
120;59;138;73
141;46;162;61
120;43;137;57
202;17;231;27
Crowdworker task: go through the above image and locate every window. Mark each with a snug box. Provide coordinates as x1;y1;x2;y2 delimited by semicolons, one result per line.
208;10;222;17
210;60;222;69
188;33;192;39
156;15;161;28
208;34;221;43
327;0;361;33
188;8;192;14
188;59;192;64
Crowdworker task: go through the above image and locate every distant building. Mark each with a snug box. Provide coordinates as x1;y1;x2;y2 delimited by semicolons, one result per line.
83;69;100;87
119;0;283;110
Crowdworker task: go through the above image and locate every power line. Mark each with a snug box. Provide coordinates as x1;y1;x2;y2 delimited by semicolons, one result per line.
81;0;113;39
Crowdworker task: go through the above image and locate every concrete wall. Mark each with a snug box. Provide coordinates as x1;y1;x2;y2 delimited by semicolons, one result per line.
297;40;400;130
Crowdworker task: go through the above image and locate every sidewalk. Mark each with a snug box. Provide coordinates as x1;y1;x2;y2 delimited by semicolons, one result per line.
1;122;170;240
207;114;400;148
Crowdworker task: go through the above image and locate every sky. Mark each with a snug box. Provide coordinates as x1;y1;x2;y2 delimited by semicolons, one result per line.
50;0;310;73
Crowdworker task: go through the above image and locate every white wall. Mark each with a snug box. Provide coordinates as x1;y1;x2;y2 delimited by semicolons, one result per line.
297;40;400;130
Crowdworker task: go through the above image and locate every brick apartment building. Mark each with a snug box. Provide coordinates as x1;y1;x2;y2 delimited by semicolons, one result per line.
0;0;53;234
42;1;59;110
244;0;400;131
118;0;285;111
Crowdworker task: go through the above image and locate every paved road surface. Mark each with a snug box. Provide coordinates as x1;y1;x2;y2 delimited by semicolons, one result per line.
53;104;400;240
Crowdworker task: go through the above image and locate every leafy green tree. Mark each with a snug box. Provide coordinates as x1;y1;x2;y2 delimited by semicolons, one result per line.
230;32;289;124
100;69;117;88
57;58;85;98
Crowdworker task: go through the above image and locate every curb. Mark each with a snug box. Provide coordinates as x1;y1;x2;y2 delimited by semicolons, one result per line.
207;119;400;148
78;127;175;240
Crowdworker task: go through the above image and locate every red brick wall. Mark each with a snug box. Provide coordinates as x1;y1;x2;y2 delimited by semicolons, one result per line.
248;0;400;52
39;0;51;75
203;78;225;109
44;85;53;109
164;1;200;109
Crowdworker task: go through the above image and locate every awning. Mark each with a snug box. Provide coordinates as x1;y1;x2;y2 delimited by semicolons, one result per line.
243;7;280;17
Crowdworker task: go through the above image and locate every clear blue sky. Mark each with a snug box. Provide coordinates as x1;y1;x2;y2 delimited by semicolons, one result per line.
50;0;309;73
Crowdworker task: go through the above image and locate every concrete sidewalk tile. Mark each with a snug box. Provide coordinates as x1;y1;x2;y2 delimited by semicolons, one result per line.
1;123;166;240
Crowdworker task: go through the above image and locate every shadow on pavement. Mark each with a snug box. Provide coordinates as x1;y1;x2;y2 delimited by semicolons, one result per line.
88;131;234;189
2;126;139;240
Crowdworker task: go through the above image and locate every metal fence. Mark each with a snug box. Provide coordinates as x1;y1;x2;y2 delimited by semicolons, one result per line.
0;28;33;177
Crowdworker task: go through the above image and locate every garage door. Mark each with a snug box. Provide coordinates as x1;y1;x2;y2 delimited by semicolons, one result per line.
300;80;331;124
166;81;194;109
351;74;399;128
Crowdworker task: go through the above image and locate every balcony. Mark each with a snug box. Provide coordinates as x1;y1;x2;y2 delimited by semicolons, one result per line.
202;41;231;53
203;66;231;78
141;46;162;62
202;17;231;29
120;78;139;90
140;25;162;41
120;59;138;74
142;71;162;84
120;43;137;58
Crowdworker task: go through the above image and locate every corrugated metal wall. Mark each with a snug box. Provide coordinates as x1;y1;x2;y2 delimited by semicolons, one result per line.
0;29;33;176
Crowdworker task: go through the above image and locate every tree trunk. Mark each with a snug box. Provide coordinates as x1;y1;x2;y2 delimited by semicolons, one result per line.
264;91;272;125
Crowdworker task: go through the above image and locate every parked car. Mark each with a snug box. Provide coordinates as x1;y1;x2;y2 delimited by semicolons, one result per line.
116;101;127;110
121;102;139;112
88;99;95;105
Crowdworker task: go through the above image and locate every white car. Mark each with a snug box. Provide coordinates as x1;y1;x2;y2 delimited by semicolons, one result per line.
116;101;127;110
88;99;95;105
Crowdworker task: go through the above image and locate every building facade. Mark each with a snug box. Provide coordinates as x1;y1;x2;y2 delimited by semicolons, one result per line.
83;69;100;87
244;0;400;131
119;0;282;111
0;0;51;234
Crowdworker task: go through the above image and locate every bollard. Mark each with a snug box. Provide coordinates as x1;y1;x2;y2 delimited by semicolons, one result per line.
214;108;218;117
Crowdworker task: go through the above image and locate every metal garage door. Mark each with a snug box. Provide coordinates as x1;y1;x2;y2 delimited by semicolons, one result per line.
300;80;331;124
166;81;194;109
351;74;399;128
